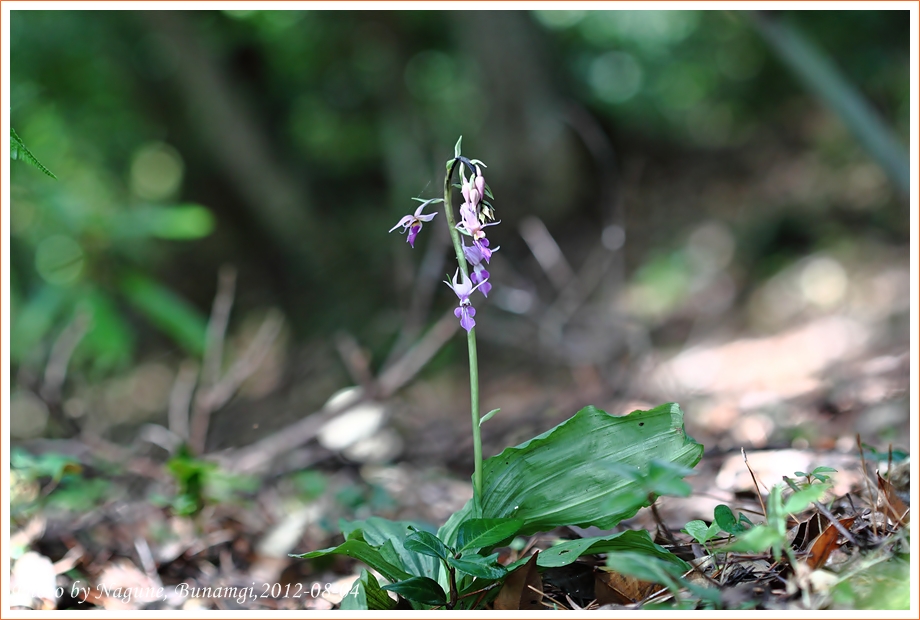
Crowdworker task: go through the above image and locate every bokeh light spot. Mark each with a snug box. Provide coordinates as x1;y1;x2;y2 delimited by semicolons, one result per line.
588;51;643;104
130;142;184;201
35;235;84;285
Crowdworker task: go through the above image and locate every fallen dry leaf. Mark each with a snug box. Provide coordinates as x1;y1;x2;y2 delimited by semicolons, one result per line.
805;516;857;569
494;552;542;610
876;471;910;525
594;567;660;605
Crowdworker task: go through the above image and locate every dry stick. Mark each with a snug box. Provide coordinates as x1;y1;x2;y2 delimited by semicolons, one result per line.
40;311;92;404
530;584;565;610
334;331;375;391
226;310;458;473
886;444;893;489
811;500;859;547
541;242;615;334
168;360;199;441
188;267;237;454
381;220;451;371
190;309;284;455
202;266;237;389
648;497;676;545
38;311;92;436
134;537;163;589
742;448;769;521
855;434;878;539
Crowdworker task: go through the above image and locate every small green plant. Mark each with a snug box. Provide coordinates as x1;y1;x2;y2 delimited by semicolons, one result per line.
794;465;838;484
163;447;258;517
291;138;705;609
683;503;754;547
726;478;830;563
10;448;112;519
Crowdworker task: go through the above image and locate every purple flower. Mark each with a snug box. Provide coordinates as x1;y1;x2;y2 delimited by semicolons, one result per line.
474;237;496;264
457;201;498;243
389;201;438;248
463;243;493;297
444;268;482;332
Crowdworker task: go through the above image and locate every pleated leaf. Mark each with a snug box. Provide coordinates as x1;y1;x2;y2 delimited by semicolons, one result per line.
479;403;703;537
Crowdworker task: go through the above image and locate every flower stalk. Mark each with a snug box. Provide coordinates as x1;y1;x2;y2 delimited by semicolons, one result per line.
390;139;497;509
442;157;483;504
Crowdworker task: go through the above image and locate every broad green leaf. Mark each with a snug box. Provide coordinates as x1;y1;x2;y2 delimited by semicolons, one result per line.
341;517;440;579
783;483;829;515
405;530;449;560
119;272;207;355
714;504;745;535
446;552;506;580
291;537;411;584
537;530;689;570
457;518;523;552
341;570;396;611
683;520;719;544
478;404;703;537
811;466;838;475
644;460;695;497
382;576;446;606
10;127;57;179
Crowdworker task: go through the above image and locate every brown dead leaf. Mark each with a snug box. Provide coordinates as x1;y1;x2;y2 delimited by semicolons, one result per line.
594;567;660;605
876;471;910;525
806;516;857;569
494;552;543;610
791;512;825;551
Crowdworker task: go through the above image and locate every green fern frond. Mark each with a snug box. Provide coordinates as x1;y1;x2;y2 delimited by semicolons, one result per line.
10;127;57;179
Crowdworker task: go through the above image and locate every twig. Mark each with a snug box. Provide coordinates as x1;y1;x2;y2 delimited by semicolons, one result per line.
134;537;163;589
202;265;237;389
855;434;878;539
40;310;91;405
201;310;284;412
530;584;564;610
381;219;451;370
224;310;457;473
377;309;459;395
649;496;676;545
538;241;616;356
168;360;198;441
811;501;858;548
190;310;284;454
519;215;574;292
34;311;92;437
334;331;375;391
742;448;769;521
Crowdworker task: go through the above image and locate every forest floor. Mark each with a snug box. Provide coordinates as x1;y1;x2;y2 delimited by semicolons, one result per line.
8;141;912;610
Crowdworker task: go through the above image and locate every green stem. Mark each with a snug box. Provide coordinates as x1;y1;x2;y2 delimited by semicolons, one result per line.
443;158;483;505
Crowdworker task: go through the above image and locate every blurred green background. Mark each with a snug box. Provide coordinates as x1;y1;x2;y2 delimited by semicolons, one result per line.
8;9;909;445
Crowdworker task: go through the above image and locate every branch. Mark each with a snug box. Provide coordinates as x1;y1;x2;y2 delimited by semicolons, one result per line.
224;309;458;474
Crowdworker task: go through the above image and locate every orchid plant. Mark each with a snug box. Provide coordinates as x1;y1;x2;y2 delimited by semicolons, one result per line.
294;138;707;610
